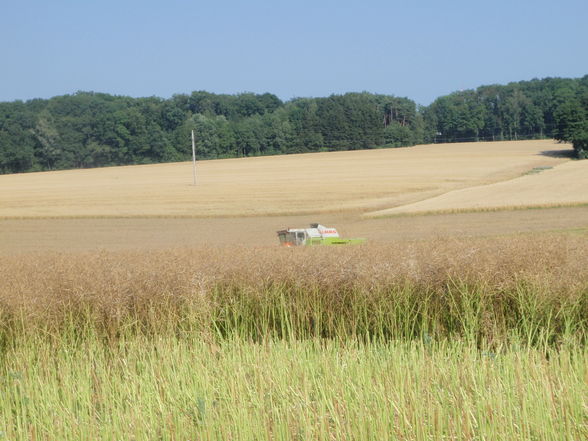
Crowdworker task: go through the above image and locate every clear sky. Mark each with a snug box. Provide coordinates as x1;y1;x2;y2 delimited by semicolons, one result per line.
1;0;587;105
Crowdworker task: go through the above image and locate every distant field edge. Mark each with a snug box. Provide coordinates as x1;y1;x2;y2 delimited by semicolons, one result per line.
365;202;588;219
2;202;588;222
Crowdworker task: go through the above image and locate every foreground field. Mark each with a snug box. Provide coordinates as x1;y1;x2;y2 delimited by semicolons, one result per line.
3;338;586;441
0;140;572;218
1;237;587;440
2;236;586;342
3;236;586;342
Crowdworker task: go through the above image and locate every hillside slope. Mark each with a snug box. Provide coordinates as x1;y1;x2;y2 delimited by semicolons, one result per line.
0;140;571;218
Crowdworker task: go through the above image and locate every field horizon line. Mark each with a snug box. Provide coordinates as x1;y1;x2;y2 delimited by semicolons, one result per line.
1;202;587;222
365;201;588;219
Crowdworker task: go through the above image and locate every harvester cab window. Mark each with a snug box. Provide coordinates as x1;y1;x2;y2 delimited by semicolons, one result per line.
296;232;305;245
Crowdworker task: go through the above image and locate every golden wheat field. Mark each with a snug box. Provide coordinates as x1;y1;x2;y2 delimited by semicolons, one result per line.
0;139;574;218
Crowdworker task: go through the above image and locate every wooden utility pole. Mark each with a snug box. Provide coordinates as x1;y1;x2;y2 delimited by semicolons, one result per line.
191;129;197;185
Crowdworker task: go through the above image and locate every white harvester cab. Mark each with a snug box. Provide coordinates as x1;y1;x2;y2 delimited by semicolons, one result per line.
277;223;351;246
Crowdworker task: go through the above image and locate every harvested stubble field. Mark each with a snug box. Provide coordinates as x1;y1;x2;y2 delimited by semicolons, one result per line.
1;237;587;440
1;206;588;253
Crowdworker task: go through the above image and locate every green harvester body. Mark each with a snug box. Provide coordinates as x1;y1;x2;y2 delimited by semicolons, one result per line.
277;224;365;247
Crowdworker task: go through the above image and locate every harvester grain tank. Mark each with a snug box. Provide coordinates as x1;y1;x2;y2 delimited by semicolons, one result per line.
277;223;365;246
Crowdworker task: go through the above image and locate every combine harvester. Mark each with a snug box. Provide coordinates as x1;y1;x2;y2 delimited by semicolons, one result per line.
277;223;365;246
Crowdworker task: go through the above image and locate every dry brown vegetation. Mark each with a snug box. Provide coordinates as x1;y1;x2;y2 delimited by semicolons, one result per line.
0;139;571;218
1;236;586;344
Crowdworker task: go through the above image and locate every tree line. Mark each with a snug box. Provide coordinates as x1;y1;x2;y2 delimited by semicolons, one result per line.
423;76;588;158
1;76;586;174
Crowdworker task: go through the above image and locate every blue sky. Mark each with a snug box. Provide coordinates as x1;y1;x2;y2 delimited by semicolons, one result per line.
1;0;587;105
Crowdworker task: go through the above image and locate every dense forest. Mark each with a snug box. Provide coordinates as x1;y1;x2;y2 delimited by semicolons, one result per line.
424;76;588;158
0;76;586;174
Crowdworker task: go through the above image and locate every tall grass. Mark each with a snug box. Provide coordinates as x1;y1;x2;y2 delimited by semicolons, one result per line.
1;337;586;441
1;236;587;439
